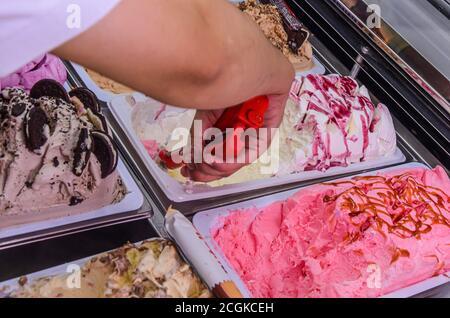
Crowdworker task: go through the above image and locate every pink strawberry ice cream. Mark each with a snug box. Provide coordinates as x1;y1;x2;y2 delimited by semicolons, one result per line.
0;54;67;91
212;166;450;298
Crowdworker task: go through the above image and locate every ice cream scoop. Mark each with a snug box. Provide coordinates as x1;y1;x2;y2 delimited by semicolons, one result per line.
158;96;269;169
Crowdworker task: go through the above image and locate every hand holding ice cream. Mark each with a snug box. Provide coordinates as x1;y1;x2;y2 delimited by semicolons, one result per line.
181;93;289;182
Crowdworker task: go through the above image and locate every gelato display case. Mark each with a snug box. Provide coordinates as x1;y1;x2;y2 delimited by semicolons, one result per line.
331;0;450;111
1;0;449;298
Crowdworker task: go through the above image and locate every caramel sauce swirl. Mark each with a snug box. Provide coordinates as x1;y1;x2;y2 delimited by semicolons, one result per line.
323;173;450;241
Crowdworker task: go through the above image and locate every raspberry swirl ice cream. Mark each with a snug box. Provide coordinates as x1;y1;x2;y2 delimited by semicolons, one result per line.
288;74;397;172
212;166;450;298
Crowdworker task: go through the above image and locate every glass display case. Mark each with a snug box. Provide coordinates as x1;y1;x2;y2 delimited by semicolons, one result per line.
334;0;450;112
0;0;449;298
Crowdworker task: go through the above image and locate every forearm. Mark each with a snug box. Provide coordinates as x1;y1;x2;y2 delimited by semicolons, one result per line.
53;0;294;109
194;0;295;108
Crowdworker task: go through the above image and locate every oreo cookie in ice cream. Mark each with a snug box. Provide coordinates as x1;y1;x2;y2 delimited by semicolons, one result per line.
30;79;70;103
72;128;92;176
91;130;118;179
87;109;109;135
69;88;101;113
24;106;50;153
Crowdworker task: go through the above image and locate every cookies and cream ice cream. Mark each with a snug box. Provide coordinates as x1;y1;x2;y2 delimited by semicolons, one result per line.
85;68;133;95
213;166;450;298
11;240;212;298
0;80;126;227
238;0;314;72
0;54;67;91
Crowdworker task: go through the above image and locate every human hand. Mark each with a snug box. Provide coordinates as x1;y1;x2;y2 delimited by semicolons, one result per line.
181;93;289;182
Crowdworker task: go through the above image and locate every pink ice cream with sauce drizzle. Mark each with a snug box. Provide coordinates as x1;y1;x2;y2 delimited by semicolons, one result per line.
213;166;450;298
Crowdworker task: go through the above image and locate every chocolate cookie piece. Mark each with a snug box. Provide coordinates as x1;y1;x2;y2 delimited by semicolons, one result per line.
91;131;118;178
30;79;70;103
69;196;84;206
283;22;310;54
69;88;100;113
11;102;27;117
259;0;310;54
24;107;50;153
72;128;92;176
0;103;8;122
87;109;109;134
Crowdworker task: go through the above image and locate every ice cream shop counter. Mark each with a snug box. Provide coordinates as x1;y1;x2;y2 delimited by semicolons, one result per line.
0;0;449;298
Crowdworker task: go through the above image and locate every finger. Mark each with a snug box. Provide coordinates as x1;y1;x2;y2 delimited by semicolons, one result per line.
182;161;233;181
188;169;226;183
192;109;225;133
206;161;247;175
185;109;225;165
264;94;289;128
181;166;191;178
